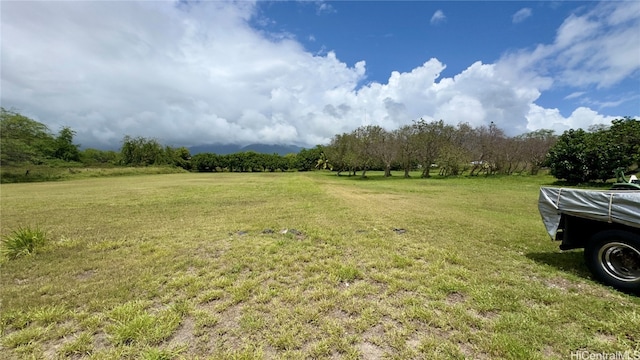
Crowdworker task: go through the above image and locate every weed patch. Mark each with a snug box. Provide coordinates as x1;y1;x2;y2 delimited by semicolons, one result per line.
1;225;47;259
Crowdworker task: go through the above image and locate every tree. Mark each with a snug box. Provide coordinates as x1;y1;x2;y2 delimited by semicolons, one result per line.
81;148;119;165
166;146;191;170
53;127;81;162
437;142;470;176
438;123;473;176
517;129;557;175
283;153;298;171
242;151;262;172
609;117;640;167
546;118;639;184
412;119;452;178
546;129;592;183
0;108;56;165
394;125;417;178
369;126;398;177
296;146;324;171
120;136;165;166
315;152;331;170
468;122;505;176
352;125;380;178
584;122;637;182
263;153;284;172
324;133;358;176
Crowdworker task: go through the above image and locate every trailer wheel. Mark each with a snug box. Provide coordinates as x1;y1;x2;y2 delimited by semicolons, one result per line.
584;230;640;294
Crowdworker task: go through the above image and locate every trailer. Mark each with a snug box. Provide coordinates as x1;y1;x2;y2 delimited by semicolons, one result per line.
538;187;640;293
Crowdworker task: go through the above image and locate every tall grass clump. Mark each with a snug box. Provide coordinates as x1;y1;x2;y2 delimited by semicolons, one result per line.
1;225;47;259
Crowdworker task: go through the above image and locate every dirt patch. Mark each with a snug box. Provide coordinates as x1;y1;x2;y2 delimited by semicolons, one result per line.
543;277;574;291
207;303;243;350
93;331;109;351
212;301;241;324
595;332;616;343
42;337;65;359
75;269;97;280
445;291;466;305
358;341;384;359
542;345;559;358
362;323;385;340
13;277;29;285
330;309;351;321
469;309;499;321
167;316;196;350
458;342;490;360
458;342;474;358
406;333;420;349
422;325;454;340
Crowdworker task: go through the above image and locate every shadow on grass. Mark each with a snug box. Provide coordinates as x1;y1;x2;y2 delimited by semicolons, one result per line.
318;170;557;184
0;171;66;184
319;171;481;182
526;250;593;279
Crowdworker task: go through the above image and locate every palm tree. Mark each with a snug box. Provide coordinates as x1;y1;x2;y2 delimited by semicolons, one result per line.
315;152;332;170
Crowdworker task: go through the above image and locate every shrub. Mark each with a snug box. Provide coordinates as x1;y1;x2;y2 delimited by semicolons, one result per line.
1;226;47;259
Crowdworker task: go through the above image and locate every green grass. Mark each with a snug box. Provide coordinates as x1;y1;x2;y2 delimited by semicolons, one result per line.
0;164;187;183
1;225;47;259
1;171;639;359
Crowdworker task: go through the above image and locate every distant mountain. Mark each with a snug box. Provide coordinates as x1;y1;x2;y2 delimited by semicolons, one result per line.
189;144;242;155
189;143;304;155
241;143;304;155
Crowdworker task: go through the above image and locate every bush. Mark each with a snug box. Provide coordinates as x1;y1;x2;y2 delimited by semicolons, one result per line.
546;118;640;184
1;226;47;259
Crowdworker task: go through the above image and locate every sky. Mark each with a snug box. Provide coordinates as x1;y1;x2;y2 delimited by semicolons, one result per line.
2;0;639;149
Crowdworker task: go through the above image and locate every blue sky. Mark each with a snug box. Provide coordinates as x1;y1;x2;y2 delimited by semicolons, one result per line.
255;1;560;80
254;1;637;117
2;1;639;149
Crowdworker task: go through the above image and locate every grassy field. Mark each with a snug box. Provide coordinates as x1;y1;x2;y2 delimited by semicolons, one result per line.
0;165;188;184
1;171;638;359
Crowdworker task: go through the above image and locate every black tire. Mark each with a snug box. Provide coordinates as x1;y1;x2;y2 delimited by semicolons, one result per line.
584;230;640;294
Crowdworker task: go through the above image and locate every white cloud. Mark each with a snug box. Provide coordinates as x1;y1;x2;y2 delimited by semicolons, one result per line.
430;10;446;25
499;1;640;91
512;8;533;23
316;2;336;15
526;105;618;134
0;1;635;150
565;92;585;100
582;94;640;110
497;1;639;130
1;1;365;147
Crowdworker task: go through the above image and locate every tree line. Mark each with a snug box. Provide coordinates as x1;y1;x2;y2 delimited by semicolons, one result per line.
322;120;558;178
0;107;323;172
115;136;325;172
2;107;638;183
190;147;323;173
322;117;639;182
1;108;83;165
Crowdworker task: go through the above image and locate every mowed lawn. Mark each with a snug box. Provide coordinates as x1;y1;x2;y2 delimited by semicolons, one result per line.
1;172;638;359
